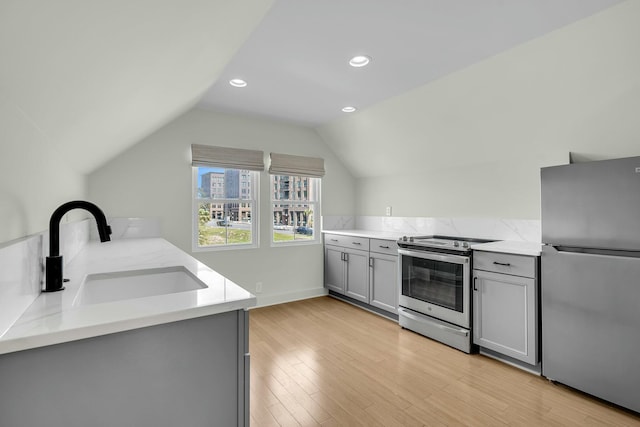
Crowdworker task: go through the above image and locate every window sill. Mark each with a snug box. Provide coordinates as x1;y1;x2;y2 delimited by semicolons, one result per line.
192;243;259;252
270;239;320;248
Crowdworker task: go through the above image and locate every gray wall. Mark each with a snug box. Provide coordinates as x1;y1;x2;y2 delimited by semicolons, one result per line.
89;108;356;305
0;94;87;244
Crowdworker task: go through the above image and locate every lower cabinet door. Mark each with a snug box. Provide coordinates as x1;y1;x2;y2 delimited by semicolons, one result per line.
344;248;369;303
473;270;537;365
369;253;398;313
324;246;345;294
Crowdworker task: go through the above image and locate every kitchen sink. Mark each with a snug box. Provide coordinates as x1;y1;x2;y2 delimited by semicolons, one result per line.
73;266;208;306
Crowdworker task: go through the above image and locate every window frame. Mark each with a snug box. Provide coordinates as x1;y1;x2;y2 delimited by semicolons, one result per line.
192;166;260;252
270;175;321;247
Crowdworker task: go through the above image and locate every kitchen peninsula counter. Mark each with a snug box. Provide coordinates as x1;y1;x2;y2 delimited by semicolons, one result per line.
1;237;254;426
0;238;255;355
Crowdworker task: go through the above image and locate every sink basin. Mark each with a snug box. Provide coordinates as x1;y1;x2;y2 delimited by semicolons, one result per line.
73;266;208;306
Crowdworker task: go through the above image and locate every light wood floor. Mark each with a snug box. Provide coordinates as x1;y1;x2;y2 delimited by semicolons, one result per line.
249;296;640;426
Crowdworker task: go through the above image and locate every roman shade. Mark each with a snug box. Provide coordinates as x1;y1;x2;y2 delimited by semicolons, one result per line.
268;153;325;178
191;144;264;171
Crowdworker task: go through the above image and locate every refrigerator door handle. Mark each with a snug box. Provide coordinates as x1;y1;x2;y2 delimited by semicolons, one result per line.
550;245;640;260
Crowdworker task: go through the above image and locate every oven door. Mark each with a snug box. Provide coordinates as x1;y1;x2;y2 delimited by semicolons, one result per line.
398;249;471;328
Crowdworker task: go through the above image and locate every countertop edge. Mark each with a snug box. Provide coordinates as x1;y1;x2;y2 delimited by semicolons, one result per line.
0;238;255;356
0;297;256;356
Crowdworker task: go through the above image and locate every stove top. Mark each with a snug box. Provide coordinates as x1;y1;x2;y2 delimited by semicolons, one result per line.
397;235;494;252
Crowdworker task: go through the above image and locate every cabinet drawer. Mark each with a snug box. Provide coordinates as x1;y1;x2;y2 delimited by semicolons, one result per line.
369;239;398;256
473;251;536;278
324;234;369;251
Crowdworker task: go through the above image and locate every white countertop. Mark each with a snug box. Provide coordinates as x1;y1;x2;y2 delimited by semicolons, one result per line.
471;240;542;256
0;238;255;355
322;229;406;240
323;229;541;256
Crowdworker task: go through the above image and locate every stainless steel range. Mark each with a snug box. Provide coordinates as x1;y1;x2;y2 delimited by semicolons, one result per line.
397;235;492;353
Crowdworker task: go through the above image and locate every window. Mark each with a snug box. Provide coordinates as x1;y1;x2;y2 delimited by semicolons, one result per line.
194;167;259;250
271;175;320;244
268;152;324;246
191;144;264;251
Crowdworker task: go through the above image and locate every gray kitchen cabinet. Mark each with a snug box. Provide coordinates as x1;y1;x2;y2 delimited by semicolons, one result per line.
344;247;370;303
324;233;398;315
0;310;250;427
369;239;399;314
324;234;369;302
324;245;346;293
473;251;539;366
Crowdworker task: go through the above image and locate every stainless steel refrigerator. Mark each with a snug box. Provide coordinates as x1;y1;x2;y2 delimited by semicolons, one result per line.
541;155;640;413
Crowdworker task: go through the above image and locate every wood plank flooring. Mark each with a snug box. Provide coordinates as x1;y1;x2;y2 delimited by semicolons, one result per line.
249;296;640;426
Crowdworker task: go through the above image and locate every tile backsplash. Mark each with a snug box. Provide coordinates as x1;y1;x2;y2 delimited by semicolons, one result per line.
0;234;44;338
321;215;355;231
90;217;161;240
323;215;541;242
0;219;90;338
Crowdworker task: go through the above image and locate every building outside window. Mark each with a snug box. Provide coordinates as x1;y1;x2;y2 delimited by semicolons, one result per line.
268;152;324;245
194;167;258;249
191;144;264;251
271;174;320;244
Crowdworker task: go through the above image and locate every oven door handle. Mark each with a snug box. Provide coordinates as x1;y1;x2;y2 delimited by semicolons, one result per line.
398;249;469;264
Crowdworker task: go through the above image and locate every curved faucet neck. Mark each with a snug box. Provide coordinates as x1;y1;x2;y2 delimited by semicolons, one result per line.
48;200;112;257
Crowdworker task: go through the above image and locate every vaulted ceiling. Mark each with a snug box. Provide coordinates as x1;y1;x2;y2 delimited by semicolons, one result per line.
0;0;625;176
199;0;622;125
0;0;274;174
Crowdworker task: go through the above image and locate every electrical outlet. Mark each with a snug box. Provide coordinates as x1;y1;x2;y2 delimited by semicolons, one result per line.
255;282;263;293
385;206;392;216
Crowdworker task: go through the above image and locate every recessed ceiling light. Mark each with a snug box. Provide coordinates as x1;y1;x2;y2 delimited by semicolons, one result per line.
342;106;356;113
349;55;371;68
229;78;247;88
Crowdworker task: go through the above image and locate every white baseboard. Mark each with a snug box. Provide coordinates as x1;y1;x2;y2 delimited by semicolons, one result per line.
253;287;328;308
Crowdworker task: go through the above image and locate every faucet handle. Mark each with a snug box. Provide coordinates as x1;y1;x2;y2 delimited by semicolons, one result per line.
44;256;65;292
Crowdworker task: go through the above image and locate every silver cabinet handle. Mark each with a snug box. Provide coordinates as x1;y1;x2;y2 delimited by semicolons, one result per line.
352;242;361;245
330;239;339;242
473;277;478;291
379;245;390;249
369;257;374;268
493;261;511;266
343;253;349;262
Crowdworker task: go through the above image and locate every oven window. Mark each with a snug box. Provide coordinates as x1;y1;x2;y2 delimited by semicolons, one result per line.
401;255;464;312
